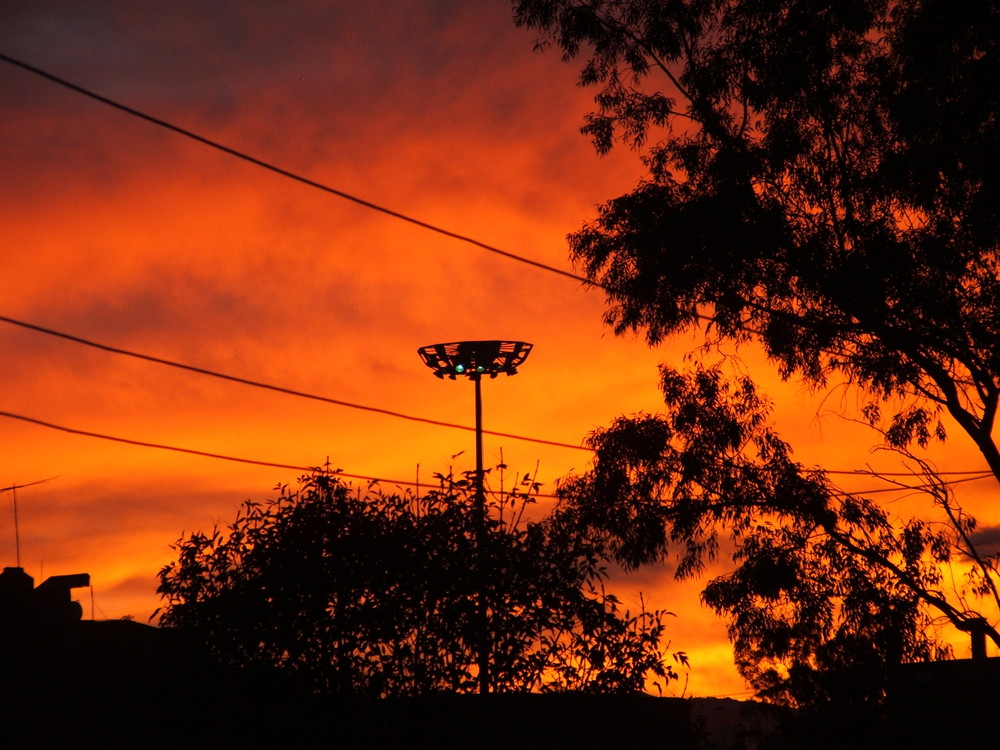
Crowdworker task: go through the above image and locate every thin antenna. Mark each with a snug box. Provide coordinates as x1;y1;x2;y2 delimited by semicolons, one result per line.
12;486;19;567
1;476;60;567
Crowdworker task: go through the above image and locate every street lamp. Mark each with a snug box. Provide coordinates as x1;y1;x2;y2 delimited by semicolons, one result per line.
416;340;533;693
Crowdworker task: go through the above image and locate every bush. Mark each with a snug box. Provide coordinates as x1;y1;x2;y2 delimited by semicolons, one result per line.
157;471;679;696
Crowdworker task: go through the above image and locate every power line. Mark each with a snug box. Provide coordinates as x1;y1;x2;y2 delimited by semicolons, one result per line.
0;52;600;289
0;402;993;498
0;314;589;452
833;472;996;496
0;408;990;504
1;405;990;505
822;468;991;478
0;409;406;486
3;314;996;480
0;57;994;482
0;409;561;498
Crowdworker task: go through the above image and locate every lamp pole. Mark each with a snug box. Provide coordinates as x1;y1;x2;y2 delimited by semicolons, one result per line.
417;340;532;694
474;368;484;509
471;370;487;691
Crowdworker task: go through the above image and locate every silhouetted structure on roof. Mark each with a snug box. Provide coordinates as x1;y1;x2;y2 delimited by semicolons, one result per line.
0;566;89;627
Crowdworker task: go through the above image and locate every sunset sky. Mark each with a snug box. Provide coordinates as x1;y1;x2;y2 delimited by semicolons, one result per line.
1;0;996;698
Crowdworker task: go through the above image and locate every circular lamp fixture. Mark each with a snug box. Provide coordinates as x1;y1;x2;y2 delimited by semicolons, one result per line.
417;340;533;380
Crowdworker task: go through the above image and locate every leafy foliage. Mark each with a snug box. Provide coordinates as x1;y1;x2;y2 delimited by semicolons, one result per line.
556;365;959;709
514;0;1000;472
514;0;1000;709
157;471;678;697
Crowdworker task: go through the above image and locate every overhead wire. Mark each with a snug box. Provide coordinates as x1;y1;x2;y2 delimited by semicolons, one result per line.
3;313;996;481
0;408;991;501
830;472;996;496
0;409;404;486
0;52;600;289
0;314;589;452
0;54;995;484
0;409;562;498
3;314;992;480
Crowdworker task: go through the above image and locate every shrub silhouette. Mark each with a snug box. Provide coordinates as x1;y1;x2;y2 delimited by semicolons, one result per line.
157;470;678;696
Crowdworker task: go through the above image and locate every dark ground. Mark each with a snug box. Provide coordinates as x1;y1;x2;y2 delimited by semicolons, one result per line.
0;621;995;748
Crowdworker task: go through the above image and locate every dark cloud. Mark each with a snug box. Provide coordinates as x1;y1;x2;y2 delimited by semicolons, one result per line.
970;524;1000;553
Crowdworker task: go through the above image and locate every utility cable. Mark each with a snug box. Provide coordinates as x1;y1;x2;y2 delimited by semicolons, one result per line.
831;472;996;496
2;54;981;411
4;403;995;510
2;315;995;478
0;409;563;498
819;468;991;478
0;57;994;479
0;409;406;486
0;53;599;289
0;314;589;452
0;409;990;502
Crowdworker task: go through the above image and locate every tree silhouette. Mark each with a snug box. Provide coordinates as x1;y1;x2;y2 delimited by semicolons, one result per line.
513;0;1000;710
156;471;680;696
556;365;953;713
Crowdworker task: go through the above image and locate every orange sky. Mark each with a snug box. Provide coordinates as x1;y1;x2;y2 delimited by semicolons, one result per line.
1;0;996;699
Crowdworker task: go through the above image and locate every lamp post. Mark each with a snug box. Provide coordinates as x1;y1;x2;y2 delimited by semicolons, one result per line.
417;340;533;693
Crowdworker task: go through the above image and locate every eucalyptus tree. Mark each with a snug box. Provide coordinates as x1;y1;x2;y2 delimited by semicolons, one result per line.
513;0;1000;708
